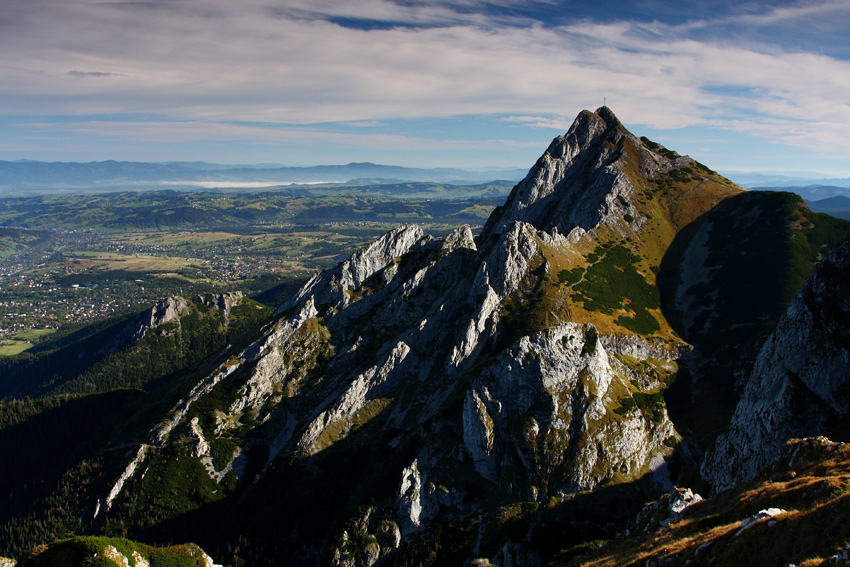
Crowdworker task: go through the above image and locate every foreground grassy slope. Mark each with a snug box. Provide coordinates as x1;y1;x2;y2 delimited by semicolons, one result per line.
559;437;850;567
16;535;214;567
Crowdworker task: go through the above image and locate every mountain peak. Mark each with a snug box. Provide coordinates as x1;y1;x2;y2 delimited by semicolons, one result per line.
594;105;620;129
483;106;736;246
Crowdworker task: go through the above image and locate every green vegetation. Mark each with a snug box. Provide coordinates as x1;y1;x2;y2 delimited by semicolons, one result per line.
581;326;598;355
571;245;661;334
632;392;666;424
0;191;499;232
0;227;53;260
18;536;213;567
638;135;680;162
557;267;585;286
113;443;226;532
615;308;661;335
0;295;272;399
0;395;76;430
639;136;660;151
0;340;34;356
0;389;151;559
391;519;478;567
668;191;850;350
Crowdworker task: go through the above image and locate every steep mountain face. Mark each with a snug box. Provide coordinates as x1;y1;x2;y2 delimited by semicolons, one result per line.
702;241;850;490
655;190;850;456
6;108;849;566
0;293;271;561
89;108;753;565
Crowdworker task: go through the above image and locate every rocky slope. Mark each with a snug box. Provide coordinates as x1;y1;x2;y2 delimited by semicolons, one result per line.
7;107;849;566
702;241;850;490
560;436;850;567
553;437;850;567
89;108;750;565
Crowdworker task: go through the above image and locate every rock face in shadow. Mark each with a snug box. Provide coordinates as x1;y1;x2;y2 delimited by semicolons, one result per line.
703;241;850;490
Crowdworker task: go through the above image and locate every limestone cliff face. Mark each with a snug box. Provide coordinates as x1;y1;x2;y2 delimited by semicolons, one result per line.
98;108;730;564
127;296;189;341
463;323;675;496
702;241;850;490
485;108;639;241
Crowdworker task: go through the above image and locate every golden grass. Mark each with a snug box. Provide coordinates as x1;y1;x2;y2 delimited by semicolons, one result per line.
565;439;850;567
523;138;745;343
312;398;393;454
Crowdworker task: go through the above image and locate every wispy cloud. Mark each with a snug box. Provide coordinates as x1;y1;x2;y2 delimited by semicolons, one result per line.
0;0;849;167
67;71;121;78
16;120;543;151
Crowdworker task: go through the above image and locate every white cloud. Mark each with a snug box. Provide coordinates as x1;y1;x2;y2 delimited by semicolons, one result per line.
1;0;849;159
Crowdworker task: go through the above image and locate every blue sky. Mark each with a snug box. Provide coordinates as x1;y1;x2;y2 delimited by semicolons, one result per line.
1;0;849;175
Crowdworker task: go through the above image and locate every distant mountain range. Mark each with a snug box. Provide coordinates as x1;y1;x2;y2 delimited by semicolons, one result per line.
719;170;850;202
808;195;850;220
0;160;528;194
6;160;850;206
721;170;850;188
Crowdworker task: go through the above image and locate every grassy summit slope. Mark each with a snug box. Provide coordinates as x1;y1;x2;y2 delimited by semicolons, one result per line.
496;111;849;349
491;113;746;343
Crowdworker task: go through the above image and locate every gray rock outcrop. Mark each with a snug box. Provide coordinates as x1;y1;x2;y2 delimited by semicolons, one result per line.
130;296;189;341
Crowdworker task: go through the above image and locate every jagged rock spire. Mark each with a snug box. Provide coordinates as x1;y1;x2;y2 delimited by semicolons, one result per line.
482;107;638;241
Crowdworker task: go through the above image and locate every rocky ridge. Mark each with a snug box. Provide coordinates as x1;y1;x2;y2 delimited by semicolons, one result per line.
83;108;850;566
566;436;850;567
92;292;247;357
93;107;737;565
